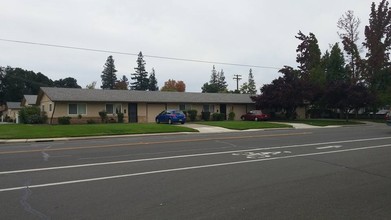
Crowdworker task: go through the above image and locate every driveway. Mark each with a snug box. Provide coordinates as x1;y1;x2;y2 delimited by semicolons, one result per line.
181;122;337;133
180;123;234;133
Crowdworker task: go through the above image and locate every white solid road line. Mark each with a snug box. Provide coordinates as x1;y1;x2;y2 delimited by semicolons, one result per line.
316;145;343;150
1;136;391;175
1;143;391;193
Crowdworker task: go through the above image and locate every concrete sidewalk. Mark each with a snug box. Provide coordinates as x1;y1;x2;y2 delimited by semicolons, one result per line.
181;122;340;133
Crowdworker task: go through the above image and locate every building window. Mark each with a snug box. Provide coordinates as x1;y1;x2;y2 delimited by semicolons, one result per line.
179;104;191;111
49;104;52;112
106;104;122;114
68;104;86;115
203;104;214;112
41;105;45;112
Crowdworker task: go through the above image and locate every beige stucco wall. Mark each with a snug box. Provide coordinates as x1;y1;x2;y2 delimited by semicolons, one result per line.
6;109;20;121
44;99;129;124
38;91;255;123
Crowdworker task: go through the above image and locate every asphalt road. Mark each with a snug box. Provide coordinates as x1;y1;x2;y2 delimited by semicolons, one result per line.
1;123;391;219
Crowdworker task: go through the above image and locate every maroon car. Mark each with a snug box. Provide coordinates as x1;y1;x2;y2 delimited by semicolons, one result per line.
240;110;270;121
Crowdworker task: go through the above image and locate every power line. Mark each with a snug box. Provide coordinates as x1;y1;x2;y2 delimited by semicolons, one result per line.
0;38;281;70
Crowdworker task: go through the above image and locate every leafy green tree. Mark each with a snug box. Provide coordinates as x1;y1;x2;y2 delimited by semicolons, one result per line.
53;77;81;88
19;106;47;124
114;75;129;90
161;79;186;92
130;51;149;90
148;68;159;91
0;67;53;102
253;66;305;119
101;55;117;89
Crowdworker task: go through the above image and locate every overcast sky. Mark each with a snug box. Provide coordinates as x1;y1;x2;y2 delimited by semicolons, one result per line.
0;0;376;92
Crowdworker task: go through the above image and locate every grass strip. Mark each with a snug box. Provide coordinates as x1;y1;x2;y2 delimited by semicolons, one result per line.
0;123;197;139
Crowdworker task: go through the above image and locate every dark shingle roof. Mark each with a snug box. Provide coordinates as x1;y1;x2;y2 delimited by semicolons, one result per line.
40;87;255;104
6;102;22;109
23;95;38;105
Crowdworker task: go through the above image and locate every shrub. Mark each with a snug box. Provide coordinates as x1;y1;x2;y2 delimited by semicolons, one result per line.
19;106;47;124
86;119;96;124
58;116;71;125
117;113;124;123
99;111;108;123
228;111;235;121
201;111;210;121
211;113;225;121
187;109;198;121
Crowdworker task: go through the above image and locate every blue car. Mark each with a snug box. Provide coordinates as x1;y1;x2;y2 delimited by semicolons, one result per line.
155;109;186;124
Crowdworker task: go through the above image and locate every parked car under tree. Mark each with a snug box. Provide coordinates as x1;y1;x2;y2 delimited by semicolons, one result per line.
240;110;270;121
155;110;186;124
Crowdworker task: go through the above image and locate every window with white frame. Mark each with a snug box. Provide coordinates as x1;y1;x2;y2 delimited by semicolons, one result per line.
106;104;122;114
68;104;86;115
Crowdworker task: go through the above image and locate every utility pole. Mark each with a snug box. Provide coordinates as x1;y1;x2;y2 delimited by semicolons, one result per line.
233;74;242;91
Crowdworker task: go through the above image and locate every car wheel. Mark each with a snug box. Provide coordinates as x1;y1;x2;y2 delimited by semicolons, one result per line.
241;117;245;121
156;118;160;124
168;119;172;124
254;117;259;121
181;121;185;124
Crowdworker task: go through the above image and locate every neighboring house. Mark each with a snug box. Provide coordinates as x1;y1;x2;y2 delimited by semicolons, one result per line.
37;87;256;124
21;95;38;107
5;102;22;122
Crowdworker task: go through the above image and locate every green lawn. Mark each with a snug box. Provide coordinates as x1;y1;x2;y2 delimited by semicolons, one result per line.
290;119;365;126
0;123;197;139
195;121;292;130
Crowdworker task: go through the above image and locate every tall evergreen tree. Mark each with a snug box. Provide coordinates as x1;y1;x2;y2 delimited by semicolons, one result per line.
130;51;149;91
240;69;257;94
210;65;218;84
217;69;228;92
337;10;362;81
101;55;117;89
363;0;391;91
247;69;257;94
296;31;322;82
148;68;159;91
201;66;227;93
325;43;347;82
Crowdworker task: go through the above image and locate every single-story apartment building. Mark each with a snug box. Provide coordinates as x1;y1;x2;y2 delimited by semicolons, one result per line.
3;102;22;122
37;87;256;124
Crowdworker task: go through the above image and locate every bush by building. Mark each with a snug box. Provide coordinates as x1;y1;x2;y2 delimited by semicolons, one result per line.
19;106;47;124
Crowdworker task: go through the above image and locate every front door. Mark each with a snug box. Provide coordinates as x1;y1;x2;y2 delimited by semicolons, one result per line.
220;104;227;120
128;103;138;123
